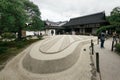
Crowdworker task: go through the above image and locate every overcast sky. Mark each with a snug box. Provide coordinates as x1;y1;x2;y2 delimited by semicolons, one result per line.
30;0;120;22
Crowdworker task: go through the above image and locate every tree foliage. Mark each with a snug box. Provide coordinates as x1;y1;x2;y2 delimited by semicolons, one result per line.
0;0;44;40
96;6;120;34
29;16;44;31
23;0;44;31
96;25;116;35
24;0;40;17
108;7;120;25
111;7;120;16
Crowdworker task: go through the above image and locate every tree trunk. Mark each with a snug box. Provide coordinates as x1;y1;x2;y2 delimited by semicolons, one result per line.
17;26;22;40
0;30;2;35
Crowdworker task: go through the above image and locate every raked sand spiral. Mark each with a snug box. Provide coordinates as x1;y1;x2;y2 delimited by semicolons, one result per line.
22;35;97;74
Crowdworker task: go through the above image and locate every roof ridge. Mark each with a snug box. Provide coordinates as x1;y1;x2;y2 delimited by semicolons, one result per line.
71;11;105;20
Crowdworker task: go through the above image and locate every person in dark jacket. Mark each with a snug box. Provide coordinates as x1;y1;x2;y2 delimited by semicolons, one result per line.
100;32;105;48
51;30;54;36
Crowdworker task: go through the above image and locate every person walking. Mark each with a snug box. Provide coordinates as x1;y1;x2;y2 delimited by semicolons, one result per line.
112;31;117;44
51;30;54;36
100;32;105;48
97;33;101;44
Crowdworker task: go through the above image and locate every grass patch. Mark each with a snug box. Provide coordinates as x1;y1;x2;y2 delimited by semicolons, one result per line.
0;38;41;71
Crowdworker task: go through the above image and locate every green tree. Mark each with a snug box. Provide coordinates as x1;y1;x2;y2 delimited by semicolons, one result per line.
108;7;120;25
96;6;120;34
111;7;120;16
0;0;27;39
0;0;44;40
29;16;44;31
23;0;40;17
23;0;44;32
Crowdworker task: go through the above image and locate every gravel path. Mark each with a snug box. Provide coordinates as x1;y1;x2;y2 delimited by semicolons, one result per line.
94;38;120;80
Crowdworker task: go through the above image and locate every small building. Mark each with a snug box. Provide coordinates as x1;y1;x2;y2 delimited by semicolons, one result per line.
63;12;109;35
44;20;67;36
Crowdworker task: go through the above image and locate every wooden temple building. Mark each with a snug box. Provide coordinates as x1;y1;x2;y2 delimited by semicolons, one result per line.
44;12;109;35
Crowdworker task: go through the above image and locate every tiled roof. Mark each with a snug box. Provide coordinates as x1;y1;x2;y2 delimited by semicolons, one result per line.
45;20;67;27
63;12;108;26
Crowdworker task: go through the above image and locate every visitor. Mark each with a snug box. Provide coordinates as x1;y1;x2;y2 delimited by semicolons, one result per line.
112;31;117;44
97;33;101;44
106;30;108;39
51;30;54;36
40;33;42;36
100;31;105;48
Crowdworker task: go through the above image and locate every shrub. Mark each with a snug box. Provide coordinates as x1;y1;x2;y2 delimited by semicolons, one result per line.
15;41;25;49
0;47;8;54
0;38;39;50
96;25;116;35
0;41;16;47
26;35;32;40
37;35;42;40
115;43;120;54
1;32;16;40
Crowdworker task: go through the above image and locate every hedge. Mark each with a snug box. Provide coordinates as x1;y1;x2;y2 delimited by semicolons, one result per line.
115;43;120;54
96;25;118;35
